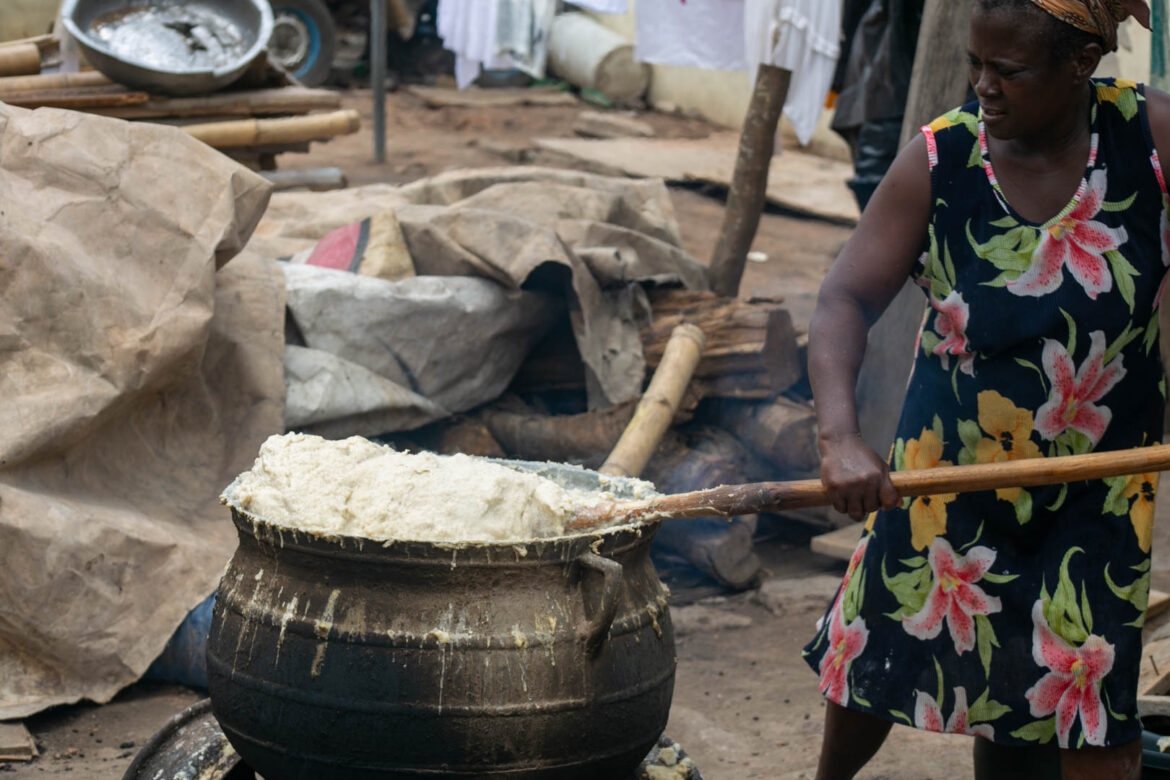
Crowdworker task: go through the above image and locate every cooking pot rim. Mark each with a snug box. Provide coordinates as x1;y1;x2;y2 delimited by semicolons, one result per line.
219;457;661;558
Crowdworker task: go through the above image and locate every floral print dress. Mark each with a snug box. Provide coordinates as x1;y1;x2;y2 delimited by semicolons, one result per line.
803;79;1170;749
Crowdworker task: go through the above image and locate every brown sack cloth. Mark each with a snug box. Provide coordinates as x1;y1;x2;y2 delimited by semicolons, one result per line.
0;103;283;719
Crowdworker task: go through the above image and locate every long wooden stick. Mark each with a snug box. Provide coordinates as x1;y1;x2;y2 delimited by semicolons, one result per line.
0;44;41;78
570;443;1170;530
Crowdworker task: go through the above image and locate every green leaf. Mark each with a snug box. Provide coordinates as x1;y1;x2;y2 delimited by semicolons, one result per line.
894;439;906;473
989;215;1019;228
1081;582;1093;633
967;139;983;168
1011;717;1057;744
889;709;913;726
1101;191;1138;213
1060;308;1077;356
1046;548;1088;645
1013;489;1033;525
982;570;1020;584
1118;88;1139;121
976;614;995;678
1047;483;1069;511
899;556;927;568
943;242;958;288
921;330;943;356
1013;358;1048;394
1103;686;1128;721
968;688;1012;723
958;520;985;553
957;419;983;452
932;415;945;445
1102;476;1130;516
934;656;945;707
1106;250;1140;313
1104;321;1142;365
1144;308;1160;356
881;557;931;615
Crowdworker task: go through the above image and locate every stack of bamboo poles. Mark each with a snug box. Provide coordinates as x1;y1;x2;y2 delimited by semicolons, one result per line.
0;37;360;170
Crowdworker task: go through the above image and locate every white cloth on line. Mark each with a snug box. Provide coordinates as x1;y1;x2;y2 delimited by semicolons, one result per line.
437;0;556;89
634;0;746;72
744;0;842;146
567;0;629;13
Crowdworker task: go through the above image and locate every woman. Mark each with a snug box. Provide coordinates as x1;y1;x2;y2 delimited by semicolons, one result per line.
803;1;1166;778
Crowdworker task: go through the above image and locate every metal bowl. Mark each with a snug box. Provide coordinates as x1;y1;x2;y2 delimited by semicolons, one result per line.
61;0;274;95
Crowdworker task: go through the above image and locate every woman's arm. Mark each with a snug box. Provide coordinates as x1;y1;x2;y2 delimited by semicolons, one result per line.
810;133;932;520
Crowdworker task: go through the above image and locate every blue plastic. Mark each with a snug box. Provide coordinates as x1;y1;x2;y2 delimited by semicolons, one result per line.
144;593;215;689
274;5;323;81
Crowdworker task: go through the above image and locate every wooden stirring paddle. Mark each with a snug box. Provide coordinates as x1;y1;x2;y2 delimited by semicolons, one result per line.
569;443;1170;531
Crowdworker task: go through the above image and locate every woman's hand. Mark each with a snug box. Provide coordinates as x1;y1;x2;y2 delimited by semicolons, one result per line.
819;433;899;522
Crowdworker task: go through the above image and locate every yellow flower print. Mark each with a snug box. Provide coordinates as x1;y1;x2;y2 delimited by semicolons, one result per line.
1097;78;1138;106
972;390;1043;503
928;114;957;133
904;429;957;551
1122;471;1159;553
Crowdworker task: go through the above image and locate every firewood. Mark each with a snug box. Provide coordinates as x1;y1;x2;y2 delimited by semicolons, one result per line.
181;109;360;149
705;397;819;473
510;291;801;399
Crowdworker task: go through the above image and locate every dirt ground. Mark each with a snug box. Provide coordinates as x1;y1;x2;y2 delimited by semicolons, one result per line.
7;87;1170;780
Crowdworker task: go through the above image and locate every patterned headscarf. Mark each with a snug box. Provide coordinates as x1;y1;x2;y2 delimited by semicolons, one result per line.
1029;0;1151;51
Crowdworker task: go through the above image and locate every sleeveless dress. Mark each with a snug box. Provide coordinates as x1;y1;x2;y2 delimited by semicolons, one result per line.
802;79;1170;749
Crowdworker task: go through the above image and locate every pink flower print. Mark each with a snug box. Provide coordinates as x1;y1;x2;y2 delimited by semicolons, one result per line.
1025;600;1115;747
914;687;995;739
903;537;1002;654
1007;169;1128;299
1035;331;1125;445
818;603;869;707
930;290;975;376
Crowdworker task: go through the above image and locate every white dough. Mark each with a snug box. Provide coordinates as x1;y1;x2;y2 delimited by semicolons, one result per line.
225;433;624;542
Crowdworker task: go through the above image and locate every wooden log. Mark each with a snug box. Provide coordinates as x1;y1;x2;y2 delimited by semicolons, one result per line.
0;86;148;109
573;110;655;139
643;290;801;396
0;43;41;78
0;70;110;93
479;399;641;468
601;324;705;478
510;292;801;399
181;109;361;148
1141;637;1170;695
88;86;342;120
0;722;36;762
709;64;791;297
899;0;974;147
411;417;508;458
707;397;819;473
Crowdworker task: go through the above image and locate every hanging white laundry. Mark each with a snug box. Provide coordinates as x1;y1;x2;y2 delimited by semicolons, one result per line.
634;0;746;72
744;0;842;146
567;0;629;13
437;0;556;89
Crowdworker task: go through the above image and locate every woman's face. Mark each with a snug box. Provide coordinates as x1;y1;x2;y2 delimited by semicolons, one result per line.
967;7;1086;140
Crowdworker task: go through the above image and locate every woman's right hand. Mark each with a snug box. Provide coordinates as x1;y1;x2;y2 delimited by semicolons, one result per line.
818;433;900;522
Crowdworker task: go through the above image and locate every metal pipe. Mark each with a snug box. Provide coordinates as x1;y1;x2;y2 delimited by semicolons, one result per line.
370;0;387;163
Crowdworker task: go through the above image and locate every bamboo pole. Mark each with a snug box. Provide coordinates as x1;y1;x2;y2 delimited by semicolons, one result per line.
0;70;110;93
180;109;361;148
0;44;41;78
599;324;706;478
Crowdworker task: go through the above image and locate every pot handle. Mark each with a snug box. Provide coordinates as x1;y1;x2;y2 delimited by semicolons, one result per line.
576;552;623;655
